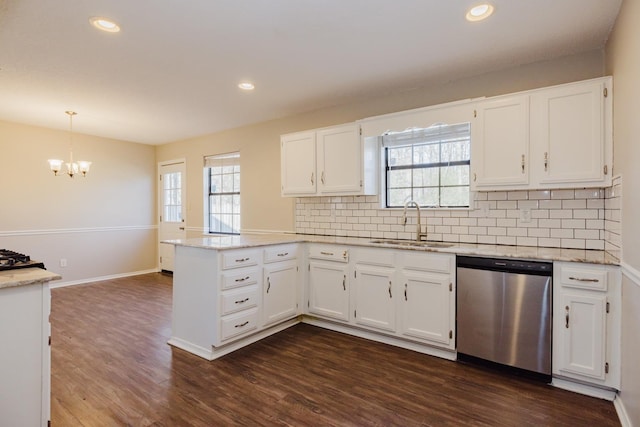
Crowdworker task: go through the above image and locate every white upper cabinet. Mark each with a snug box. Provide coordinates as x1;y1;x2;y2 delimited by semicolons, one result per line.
472;95;530;189
471;77;612;191
280;131;316;196
530;79;611;187
281;123;378;197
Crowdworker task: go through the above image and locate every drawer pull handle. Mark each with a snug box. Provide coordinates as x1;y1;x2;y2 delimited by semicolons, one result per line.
388;281;392;298
235;298;249;304
565;305;570;328
277;252;289;257
235;321;249;328
320;251;334;256
235;258;250;263
235;276;250;282
342;275;346;291
404;283;407;301
266;277;271;293
568;277;600;283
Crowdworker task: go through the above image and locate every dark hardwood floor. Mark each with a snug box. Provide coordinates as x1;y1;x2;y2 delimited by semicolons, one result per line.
51;273;620;426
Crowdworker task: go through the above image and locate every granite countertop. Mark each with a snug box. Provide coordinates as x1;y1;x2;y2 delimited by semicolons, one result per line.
164;233;620;265
0;268;62;290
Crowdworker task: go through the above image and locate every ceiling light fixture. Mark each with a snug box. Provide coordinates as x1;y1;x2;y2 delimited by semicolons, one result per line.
89;17;121;33
48;111;91;178
238;82;255;91
466;4;494;22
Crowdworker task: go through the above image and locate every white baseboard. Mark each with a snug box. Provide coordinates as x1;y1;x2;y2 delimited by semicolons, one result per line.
614;396;632;427
551;377;617;401
49;268;160;289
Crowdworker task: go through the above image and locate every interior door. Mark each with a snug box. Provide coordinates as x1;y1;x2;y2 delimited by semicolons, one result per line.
159;161;186;272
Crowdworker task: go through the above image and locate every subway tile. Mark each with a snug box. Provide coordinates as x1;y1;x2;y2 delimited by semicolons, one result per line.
383;231;398;239
561;219;586;229
451;226;469;235
574;229;600;240
551;189;575;199
443;234;460;242
487;192;508;201
538;238;561;248
459;235;478;243
469;226;488;235
528;190;551;200
586;219;605;229
497;201;518;210
478;218;497;227
460;218;478;226
573;209;599;219
518;200;539;209
487;227;507;236
538;219;561;228
587;199;604;209
435;225;452;234
539;199;562;209
497;218;517;227
561;239;586;249
531;209;549;219
507;228;527;237
516;219;539;228
517;237;538;247
358;217;371;224
474;192;489;201
575;189;602;199
586;240;605;250
443;218;460;226
528;228;550;238
562;199;586;209
549;210;573;219
477;235;497;245
551;228;574;239
488;210;507;218
508;191;529;200
496;236;517;245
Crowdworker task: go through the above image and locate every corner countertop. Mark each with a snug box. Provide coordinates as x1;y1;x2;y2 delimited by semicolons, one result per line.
163;233;620;266
0;268;62;290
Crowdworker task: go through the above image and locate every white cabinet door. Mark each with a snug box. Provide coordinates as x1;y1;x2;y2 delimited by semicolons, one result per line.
263;261;298;326
557;292;607;380
308;260;350;321
353;265;396;332
399;271;453;347
472;95;529;189
317;124;362;194
531;79;610;187
280;131;316;195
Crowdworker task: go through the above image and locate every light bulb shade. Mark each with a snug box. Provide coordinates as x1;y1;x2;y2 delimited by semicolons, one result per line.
48;159;63;175
66;162;79;177
77;161;92;176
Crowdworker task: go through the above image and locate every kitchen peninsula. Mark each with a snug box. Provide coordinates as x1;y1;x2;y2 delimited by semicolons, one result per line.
0;268;61;427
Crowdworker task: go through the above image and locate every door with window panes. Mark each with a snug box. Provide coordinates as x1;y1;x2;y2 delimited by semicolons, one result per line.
159;161;186;272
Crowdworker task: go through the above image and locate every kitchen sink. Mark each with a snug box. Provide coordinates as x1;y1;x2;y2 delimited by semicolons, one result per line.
369;239;454;248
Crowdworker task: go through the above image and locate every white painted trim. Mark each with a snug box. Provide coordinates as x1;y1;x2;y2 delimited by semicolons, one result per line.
302;316;457;361
0;225;156;237
551;377;617;401
614;397;632;427
169;317;300;361
49;268;160;289
621;261;640;288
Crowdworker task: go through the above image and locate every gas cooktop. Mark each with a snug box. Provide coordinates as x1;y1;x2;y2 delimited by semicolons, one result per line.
0;249;45;271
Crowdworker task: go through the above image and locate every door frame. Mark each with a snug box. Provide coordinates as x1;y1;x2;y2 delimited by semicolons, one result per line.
158;158;187;271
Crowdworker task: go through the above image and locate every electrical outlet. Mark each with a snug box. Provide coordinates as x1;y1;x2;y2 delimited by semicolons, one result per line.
520;208;532;223
59;258;67;268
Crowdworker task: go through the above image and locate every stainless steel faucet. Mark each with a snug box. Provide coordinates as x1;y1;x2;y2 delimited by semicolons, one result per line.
402;200;427;241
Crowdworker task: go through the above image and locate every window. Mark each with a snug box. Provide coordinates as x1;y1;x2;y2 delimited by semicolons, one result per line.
205;152;240;234
163;171;182;223
383;123;470;208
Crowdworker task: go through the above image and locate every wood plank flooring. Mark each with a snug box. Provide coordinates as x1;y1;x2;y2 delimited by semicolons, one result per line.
50;273;620;426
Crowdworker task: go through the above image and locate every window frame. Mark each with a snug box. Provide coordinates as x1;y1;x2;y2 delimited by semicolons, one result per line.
205;152;241;235
382;123;471;209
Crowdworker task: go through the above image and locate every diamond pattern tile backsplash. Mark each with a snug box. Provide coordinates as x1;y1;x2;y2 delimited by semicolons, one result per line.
295;176;622;259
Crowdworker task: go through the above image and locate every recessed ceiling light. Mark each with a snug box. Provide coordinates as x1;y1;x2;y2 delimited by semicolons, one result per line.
466;4;494;22
238;82;255;91
90;17;121;33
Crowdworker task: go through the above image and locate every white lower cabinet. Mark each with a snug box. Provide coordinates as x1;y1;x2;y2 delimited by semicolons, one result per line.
552;262;620;390
263;260;299;327
353;264;396;332
262;245;300;327
308;259;350;321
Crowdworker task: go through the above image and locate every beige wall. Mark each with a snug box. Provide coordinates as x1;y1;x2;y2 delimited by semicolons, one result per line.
157;49;605;235
0;120;157;284
606;0;640;424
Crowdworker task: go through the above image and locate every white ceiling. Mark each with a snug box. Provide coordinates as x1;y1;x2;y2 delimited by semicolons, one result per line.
0;0;622;145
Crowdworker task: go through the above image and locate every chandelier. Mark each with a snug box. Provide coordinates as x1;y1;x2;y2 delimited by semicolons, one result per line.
48;111;92;178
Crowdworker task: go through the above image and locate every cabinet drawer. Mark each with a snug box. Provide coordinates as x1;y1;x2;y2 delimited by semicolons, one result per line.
221;267;260;290
560;266;608;291
403;253;453;273
221;285;259;315
264;244;298;263
308;245;349;262
221;308;259;341
354;248;394;267
221;250;260;270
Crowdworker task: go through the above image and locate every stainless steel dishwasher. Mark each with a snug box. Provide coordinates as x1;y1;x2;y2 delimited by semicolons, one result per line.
456;256;552;378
